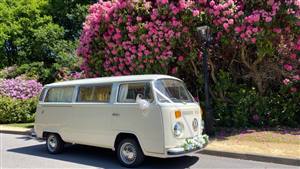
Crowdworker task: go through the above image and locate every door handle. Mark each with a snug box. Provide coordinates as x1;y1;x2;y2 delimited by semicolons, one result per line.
112;113;120;116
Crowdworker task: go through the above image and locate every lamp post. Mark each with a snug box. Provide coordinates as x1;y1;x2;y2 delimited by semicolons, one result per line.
196;26;214;135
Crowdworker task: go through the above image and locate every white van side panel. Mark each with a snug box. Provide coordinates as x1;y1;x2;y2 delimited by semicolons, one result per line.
112;103;165;155
35;103;74;141
67;103;114;148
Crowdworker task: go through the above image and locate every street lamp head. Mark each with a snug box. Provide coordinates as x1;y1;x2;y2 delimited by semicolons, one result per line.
196;26;211;42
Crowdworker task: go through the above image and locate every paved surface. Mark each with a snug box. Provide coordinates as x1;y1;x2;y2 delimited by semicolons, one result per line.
0;133;298;169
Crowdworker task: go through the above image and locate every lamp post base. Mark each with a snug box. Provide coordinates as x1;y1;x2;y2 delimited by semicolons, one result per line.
204;108;215;136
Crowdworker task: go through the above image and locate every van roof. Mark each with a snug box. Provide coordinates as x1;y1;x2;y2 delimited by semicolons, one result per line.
45;74;181;87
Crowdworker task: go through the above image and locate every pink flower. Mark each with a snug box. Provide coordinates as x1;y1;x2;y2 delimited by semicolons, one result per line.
265;16;272;22
209;0;215;7
253;14;260;22
136;16;142;22
252;27;258;33
273;28;281;33
113;33;122;41
234;26;242;33
213;10;220;16
111;50;118;55
283;78;290;85
159;0;168;5
193;10;200;16
171;67;177;74
228;19;234;25
198;0;207;4
223;23;229;30
240;33;246;39
290;54;296;60
284;64;293;71
251;38;256;44
178;56;184;62
293;75;300;81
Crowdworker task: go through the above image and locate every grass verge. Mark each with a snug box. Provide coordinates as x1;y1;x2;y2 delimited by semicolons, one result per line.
206;128;300;159
2;123;34;129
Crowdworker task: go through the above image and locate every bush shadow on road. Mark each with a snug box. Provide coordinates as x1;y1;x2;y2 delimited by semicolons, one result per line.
8;135;199;169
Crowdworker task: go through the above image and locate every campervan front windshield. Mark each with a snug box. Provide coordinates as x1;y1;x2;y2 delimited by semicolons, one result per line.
154;79;195;103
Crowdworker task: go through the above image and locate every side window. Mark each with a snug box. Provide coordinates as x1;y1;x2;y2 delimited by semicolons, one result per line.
45;86;74;103
77;85;111;102
118;82;153;103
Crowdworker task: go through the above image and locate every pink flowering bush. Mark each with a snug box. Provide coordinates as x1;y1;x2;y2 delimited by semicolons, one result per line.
78;0;299;92
0;78;42;123
78;0;300;127
77;0;204;77
0;78;43;99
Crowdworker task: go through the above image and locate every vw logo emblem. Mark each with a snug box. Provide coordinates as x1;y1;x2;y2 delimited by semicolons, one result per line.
192;118;198;131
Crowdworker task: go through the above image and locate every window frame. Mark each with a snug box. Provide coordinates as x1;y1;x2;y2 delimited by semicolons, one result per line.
75;84;113;103
44;86;76;103
116;81;155;104
39;88;47;102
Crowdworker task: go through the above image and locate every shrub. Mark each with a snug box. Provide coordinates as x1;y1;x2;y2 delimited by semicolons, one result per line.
214;71;300;128
0;66;17;79
0;78;43;99
0;62;54;84
0;96;38;124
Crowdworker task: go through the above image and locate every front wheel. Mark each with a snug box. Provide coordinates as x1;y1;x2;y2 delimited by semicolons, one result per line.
46;133;64;154
116;139;145;168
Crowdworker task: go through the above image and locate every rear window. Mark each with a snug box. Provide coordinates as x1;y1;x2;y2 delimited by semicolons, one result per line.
44;86;74;103
77;85;112;103
39;88;47;101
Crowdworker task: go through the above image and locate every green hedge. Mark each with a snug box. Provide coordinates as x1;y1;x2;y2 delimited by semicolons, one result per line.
0;96;38;124
213;71;300;128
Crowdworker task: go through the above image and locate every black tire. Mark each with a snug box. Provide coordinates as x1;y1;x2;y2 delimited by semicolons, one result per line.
46;133;64;154
116;138;145;168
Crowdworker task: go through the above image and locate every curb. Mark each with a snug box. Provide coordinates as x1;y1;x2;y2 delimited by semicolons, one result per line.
200;149;300;166
0;128;33;136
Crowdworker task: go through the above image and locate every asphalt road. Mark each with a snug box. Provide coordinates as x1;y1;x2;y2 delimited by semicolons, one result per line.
0;133;297;169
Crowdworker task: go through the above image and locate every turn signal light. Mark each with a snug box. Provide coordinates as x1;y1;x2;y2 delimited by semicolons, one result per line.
175;110;182;119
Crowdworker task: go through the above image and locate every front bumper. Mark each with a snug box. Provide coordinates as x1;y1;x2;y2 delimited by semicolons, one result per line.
167;134;209;155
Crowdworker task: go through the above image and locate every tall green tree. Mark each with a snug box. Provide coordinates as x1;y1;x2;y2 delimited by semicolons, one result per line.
45;0;96;40
0;0;76;68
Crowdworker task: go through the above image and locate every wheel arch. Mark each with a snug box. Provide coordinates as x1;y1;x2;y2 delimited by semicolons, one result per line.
113;132;144;154
42;131;62;141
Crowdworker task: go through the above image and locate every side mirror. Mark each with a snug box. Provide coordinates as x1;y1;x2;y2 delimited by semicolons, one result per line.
136;94;150;110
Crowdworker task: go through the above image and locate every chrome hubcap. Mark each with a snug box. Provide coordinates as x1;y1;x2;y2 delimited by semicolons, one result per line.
120;142;137;165
47;135;57;152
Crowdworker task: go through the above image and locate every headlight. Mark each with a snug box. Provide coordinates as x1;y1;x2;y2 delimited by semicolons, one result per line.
173;122;184;137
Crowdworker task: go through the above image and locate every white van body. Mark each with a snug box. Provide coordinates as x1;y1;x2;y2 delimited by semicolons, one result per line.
35;75;208;165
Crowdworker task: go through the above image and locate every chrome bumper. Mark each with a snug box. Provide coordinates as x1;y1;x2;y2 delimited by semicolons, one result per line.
167;146;203;155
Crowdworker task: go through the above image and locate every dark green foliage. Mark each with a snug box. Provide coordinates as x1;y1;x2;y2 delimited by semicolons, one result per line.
214;71;300;128
45;0;97;40
0;0;79;79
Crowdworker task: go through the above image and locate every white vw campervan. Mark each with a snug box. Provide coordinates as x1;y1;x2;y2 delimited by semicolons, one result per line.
35;75;208;167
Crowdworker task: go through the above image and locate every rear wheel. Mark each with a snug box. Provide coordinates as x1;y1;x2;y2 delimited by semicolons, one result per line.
46;133;64;154
116;138;144;168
